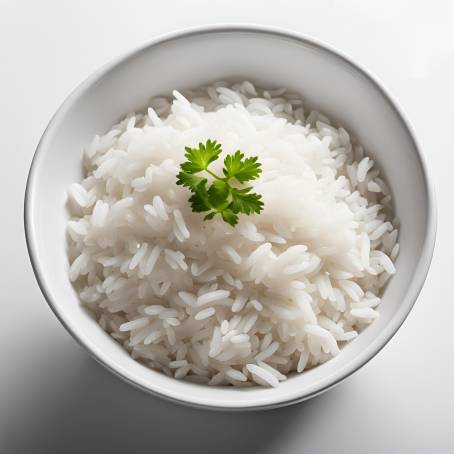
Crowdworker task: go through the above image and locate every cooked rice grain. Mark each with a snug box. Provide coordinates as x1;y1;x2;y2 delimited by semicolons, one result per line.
67;81;399;387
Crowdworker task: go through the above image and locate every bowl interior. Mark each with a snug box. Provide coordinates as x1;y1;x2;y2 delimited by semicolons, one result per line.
26;27;433;409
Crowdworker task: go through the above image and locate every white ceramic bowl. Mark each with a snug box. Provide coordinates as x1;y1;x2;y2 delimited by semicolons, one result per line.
25;25;436;410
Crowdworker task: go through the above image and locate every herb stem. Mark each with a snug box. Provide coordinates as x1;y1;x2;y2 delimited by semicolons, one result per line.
205;168;225;182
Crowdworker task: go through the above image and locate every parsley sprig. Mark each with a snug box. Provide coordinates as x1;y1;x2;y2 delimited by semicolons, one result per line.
176;140;263;226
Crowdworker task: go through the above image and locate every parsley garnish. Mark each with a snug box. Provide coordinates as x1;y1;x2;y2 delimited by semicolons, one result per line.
176;140;264;226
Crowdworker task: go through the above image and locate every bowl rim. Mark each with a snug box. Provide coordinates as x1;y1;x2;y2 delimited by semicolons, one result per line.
24;23;437;410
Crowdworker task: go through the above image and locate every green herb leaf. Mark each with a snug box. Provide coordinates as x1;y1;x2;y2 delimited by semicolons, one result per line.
203;211;217;221
221;209;239;226
181;140;222;174
176;171;207;189
223;151;262;183
188;180;211;212
231;188;264;215
207;180;229;207
177;140;264;226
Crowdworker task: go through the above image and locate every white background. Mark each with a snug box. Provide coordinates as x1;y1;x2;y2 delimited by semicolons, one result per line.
1;1;453;452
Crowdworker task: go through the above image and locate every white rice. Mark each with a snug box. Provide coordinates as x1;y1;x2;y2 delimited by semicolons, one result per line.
67;81;399;387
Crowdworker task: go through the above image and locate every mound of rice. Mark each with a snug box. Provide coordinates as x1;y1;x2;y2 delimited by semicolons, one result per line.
67;81;399;387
